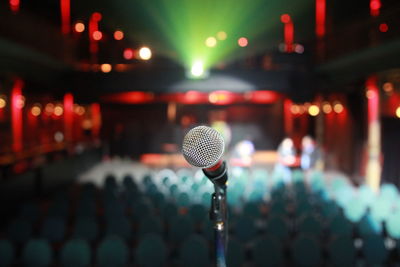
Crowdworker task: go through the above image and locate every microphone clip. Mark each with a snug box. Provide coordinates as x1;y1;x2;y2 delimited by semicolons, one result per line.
203;161;228;187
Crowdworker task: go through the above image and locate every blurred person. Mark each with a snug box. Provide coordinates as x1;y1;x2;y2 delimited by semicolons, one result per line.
300;135;323;171
275;137;296;183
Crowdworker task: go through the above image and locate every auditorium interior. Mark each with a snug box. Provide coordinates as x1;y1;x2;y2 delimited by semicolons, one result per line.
1;0;400;266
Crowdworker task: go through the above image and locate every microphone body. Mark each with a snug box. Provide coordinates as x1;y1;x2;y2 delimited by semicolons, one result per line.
203;160;228;187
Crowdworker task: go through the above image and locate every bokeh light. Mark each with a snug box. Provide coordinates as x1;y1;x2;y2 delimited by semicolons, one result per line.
396;107;400;118
322;102;332;114
238;37;248;47
217;31;227;40
74;22;85;33
383;82;394;93
92;31;103;41
333;102;344;113
190;61;204;78
138;47;152;60
308;105;320;116
379;23;388;33
16;95;25;109
291;104;299;114
123;48;134;60
205;37;217;47
45;103;54;115
54;104;64;116
281;14;291;23
114;30;124;40
31;104;42;116
0;95;6;108
101;64;112;73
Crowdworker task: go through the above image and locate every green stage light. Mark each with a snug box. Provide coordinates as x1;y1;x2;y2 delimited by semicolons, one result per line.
189;60;206;78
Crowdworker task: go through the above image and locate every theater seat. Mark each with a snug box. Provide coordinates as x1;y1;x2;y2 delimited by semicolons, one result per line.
226;238;245;267
0;239;14;267
292;235;321;266
7;219;32;244
253;236;283;267
179;234;209;267
327;236;356;267
96;236;128;267
135;233;167;267
22;239;52;267
60;239;91;267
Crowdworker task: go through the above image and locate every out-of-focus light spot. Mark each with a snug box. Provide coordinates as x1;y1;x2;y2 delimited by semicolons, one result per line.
74;22;85;33
238;37;248;47
295;44;304;54
123;48;134;60
54;131;64;142
322;102;332;114
209;91;233;105
74;105;85;116
379;23;388;33
290;104;299;114
16;95;25;109
82;119;93;130
101;63;112;73
93;31;102;41
190;61;204;78
0;96;6;108
10;0;19;12
114;30;124;40
299;105;306;114
205;37;217;47
383;82;394;93
54;104;64;116
308;105;320;116
138;47;152;60
281;14;291;23
366;89;375;99
396;107;400;118
31;104;41;116
92;12;102;21
45;103;54;115
333;102;344;113
370;0;381;11
217;31;227;40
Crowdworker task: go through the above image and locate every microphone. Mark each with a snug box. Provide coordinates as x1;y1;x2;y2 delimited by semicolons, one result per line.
182;126;228;187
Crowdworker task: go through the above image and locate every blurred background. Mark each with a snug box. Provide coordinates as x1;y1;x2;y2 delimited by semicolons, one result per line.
0;0;400;266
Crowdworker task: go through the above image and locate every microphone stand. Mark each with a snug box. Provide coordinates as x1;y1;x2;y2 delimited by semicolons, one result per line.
205;161;228;267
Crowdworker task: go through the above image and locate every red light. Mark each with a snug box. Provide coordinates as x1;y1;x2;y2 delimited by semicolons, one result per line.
10;0;20;12
92;12;102;21
281;14;291;23
92;31;102;41
379;23;388;32
238;37;248;47
123;48;134;60
315;0;326;38
249;91;279;104
114;30;124;40
370;0;381;17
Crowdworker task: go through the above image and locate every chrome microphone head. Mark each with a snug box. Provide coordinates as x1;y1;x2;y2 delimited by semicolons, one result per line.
182;126;225;168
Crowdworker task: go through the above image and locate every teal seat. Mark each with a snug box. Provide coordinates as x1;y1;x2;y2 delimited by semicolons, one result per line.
160;202;178;224
60;239;91;267
105;216;132;240
0;239;14;267
22;239;52;267
169;215;194;245
370;195;393;223
189;204;207;224
328;214;353;237
243;202;261;218
253;236;284;267
41;217;66;242
74;217;98;241
18;202;40;223
226;238;245;267
328;236;356;267
357;214;382;238
7;219;32;244
135;233;167;267
385;211;400;238
96;236;128;267
179;235;210;267
362;234;388;265
297;214;323;237
234;216;257;243
138;215;163;237
266;216;290;241
292;235;322;266
343;196;367;223
177;192;191;207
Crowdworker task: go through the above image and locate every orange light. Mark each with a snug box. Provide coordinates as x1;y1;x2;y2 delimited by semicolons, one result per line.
209;91;235;105
333;102;344;113
74;105;85;115
45;103;54;115
396;107;400;118
31;105;41;116
308;105;320;116
92;31;102;41
281;14;291;23
123;48;134;60
322;102;332;114
0;96;6;108
101;64;112;73
291;105;299;114
238;37;248;47
383;82;394;93
54;104;63;116
114;30;124;40
74;22;85;33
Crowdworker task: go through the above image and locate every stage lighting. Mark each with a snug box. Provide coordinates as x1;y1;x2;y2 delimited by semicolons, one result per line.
114;30;124;40
0;95;6;108
205;37;217;47
238;37;248;47
217;31;227;40
74;22;85;33
54;104;64;116
396;107;400;118
308;105;320;116
101;64;112;73
190;61;205;78
92;31;103;41
333;102;344;113
31;104;41;116
139;47;152;60
322;102;332;114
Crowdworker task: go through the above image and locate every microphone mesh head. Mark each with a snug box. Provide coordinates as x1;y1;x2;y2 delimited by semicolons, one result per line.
182;126;224;168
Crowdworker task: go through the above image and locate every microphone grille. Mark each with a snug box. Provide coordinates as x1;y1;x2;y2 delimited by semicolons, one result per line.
182;126;225;168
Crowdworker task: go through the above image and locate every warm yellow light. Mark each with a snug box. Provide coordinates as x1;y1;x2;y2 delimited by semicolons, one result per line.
16;95;25;109
74;105;85;116
308;105;320;116
290;105;299;114
383;82;394;93
396;107;400;118
322;102;332;114
31;105;41;116
217;31;227;40
101;63;112;73
74;22;85;33
333;102;344;113
366;89;375;99
205;37;217;47
138;47;152;60
0;96;6;108
45;103;54;115
54;104;64;116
